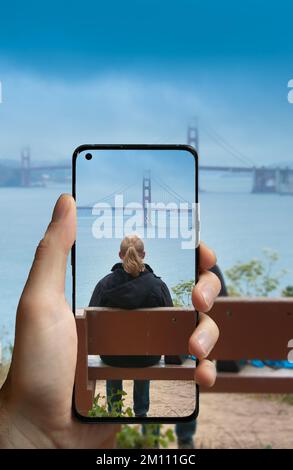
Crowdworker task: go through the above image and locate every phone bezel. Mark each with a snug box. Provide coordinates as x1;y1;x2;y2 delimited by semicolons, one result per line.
72;143;199;423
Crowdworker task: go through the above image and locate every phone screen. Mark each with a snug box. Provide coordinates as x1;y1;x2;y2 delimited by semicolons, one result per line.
73;145;199;422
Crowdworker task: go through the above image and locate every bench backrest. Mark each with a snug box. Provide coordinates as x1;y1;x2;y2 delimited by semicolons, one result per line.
209;298;293;360
77;307;196;355
77;298;293;359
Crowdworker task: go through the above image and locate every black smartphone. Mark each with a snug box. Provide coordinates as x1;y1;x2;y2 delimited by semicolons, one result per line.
72;144;199;423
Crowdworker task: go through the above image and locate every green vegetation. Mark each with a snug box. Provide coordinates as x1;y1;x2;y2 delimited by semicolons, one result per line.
89;391;175;449
89;390;132;418
225;249;286;297
117;424;174;449
282;285;293;297
171;249;288;301
256;393;293;407
172;280;194;306
224;249;293;406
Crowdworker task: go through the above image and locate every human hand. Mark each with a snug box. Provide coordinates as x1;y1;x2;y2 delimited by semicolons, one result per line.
0;195;219;449
189;242;220;387
0;194;118;448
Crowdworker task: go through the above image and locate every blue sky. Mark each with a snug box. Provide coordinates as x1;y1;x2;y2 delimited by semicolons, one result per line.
1;0;292;67
0;0;293;166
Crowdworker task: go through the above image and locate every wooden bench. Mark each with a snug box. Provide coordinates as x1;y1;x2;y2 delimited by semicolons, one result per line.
207;297;293;393
75;298;293;415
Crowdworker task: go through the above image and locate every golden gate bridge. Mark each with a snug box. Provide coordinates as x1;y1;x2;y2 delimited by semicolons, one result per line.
19;124;293;194
78;169;196;229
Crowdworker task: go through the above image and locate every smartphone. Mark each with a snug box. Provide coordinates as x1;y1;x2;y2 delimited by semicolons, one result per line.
72;144;199;423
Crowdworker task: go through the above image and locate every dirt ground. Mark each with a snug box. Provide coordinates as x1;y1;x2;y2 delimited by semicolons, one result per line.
95;380;293;449
1;365;292;449
95;379;195;417
169;392;293;449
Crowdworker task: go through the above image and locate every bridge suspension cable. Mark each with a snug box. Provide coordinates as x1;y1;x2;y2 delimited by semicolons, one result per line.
94;181;137;204
201;122;255;167
152;174;191;204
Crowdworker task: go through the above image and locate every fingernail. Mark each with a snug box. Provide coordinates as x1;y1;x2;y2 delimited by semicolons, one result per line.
52;195;71;222
201;283;215;309
195;329;213;356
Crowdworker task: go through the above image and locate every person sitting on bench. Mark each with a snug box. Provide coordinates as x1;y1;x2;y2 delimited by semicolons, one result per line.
89;234;173;418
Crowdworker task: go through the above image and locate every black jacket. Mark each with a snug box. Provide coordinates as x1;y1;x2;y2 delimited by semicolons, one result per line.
210;264;228;297
89;263;173;367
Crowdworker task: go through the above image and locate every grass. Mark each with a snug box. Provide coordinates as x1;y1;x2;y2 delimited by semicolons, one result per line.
254;393;293;406
274;394;293;406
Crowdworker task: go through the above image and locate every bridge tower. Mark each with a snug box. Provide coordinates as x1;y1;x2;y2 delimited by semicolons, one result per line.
21;147;31;187
187;122;199;151
142;170;151;228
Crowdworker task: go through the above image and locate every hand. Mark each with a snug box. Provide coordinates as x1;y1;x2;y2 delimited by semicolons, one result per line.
0;195;219;449
189;242;220;387
0;195;118;448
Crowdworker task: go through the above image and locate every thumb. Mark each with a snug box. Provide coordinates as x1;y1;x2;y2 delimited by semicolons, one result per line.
21;194;76;301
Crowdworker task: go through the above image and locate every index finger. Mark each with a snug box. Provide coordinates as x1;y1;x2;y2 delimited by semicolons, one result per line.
199;242;217;272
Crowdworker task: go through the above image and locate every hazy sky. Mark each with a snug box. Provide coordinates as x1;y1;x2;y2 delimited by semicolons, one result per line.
76;148;196;204
0;0;293;166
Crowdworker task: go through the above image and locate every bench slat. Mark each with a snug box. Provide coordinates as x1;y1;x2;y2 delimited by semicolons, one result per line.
204;365;293;393
85;307;197;355
209;298;293;360
88;358;293;392
88;357;195;380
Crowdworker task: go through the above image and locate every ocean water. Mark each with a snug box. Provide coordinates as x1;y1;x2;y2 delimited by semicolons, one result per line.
0;174;292;347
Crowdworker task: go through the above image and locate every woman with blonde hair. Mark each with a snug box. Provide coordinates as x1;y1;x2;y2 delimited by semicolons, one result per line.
89;234;173;418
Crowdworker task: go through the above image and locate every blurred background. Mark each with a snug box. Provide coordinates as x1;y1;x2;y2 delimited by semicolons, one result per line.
0;0;293;448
